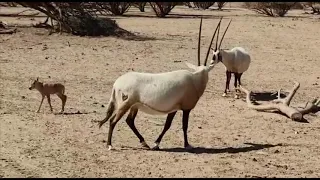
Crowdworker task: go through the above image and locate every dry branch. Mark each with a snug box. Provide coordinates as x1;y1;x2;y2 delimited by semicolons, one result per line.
239;81;319;122
0;28;17;34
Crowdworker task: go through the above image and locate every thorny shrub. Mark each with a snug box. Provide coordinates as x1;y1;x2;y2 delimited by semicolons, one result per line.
248;2;297;17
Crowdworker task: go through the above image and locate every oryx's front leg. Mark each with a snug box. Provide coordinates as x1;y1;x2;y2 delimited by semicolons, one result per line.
37;95;45;113
223;71;231;97
182;110;193;150
152;111;177;150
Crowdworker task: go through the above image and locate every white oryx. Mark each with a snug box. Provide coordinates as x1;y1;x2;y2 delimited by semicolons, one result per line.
98;17;225;151
210;19;251;98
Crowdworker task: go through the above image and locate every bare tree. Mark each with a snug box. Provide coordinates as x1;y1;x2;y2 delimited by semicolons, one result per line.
149;2;178;18
193;2;215;10
240;82;319;122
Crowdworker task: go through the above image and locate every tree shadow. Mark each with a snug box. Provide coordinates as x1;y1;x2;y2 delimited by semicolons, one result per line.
113;27;159;41
118;13;221;19
156;142;282;154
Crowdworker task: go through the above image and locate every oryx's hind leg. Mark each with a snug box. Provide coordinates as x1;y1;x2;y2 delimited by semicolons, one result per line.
107;103;131;151
57;93;67;113
125;108;150;149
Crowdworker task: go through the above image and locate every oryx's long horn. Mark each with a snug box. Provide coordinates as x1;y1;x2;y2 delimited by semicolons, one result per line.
203;17;223;66
218;18;232;50
215;18;221;51
197;17;203;66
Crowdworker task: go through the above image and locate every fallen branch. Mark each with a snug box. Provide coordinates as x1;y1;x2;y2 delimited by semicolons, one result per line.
0;28;17;34
239;81;319;122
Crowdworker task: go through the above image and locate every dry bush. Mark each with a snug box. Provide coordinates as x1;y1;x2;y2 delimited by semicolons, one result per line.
193;2;215;9
15;2;129;36
243;2;252;9
149;2;178;18
217;2;227;10
291;2;303;9
249;2;297;17
183;2;193;8
96;2;131;15
307;2;320;14
131;2;147;12
0;2;18;7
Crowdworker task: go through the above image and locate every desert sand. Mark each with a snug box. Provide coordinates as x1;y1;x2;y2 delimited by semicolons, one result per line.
0;4;320;178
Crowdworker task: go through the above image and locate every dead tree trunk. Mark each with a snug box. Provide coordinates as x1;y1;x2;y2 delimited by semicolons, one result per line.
239;81;319;122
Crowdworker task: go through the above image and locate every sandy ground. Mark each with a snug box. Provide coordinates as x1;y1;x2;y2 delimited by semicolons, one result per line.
1;4;320;178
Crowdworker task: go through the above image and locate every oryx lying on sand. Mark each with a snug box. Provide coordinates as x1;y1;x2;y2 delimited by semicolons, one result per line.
98;17;224;151
210;19;251;98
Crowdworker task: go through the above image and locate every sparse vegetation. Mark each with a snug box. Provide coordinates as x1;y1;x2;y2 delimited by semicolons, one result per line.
15;2;131;36
248;2;297;17
100;2;131;15
217;2;227;10
309;2;320;14
193;2;215;10
183;2;193;8
149;2;178;18
131;2;147;12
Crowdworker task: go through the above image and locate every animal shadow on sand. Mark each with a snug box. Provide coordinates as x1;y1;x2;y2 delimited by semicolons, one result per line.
54;110;94;116
250;91;287;102
158;142;282;154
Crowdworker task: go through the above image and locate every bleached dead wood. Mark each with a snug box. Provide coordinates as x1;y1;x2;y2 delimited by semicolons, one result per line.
239;81;319;122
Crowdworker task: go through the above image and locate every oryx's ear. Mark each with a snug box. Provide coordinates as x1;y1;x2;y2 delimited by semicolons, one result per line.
36;77;39;81
185;62;198;71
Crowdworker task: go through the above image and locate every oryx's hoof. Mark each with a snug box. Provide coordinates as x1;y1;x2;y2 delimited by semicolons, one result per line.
36;110;40;113
151;143;160;151
107;145;113;151
141;141;150;150
222;93;227;97
185;145;194;150
234;94;239;99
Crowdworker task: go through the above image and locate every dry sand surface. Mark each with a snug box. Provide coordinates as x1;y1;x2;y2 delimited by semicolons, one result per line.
1;4;320;178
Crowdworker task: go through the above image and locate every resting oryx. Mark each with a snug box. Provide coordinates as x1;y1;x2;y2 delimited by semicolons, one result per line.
210;19;251;98
98;17;223;151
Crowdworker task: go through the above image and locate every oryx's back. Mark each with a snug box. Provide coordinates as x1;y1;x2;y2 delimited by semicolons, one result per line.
112;70;197;114
229;47;251;73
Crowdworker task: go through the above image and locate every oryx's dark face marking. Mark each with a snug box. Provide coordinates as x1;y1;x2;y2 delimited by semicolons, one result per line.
211;50;221;65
